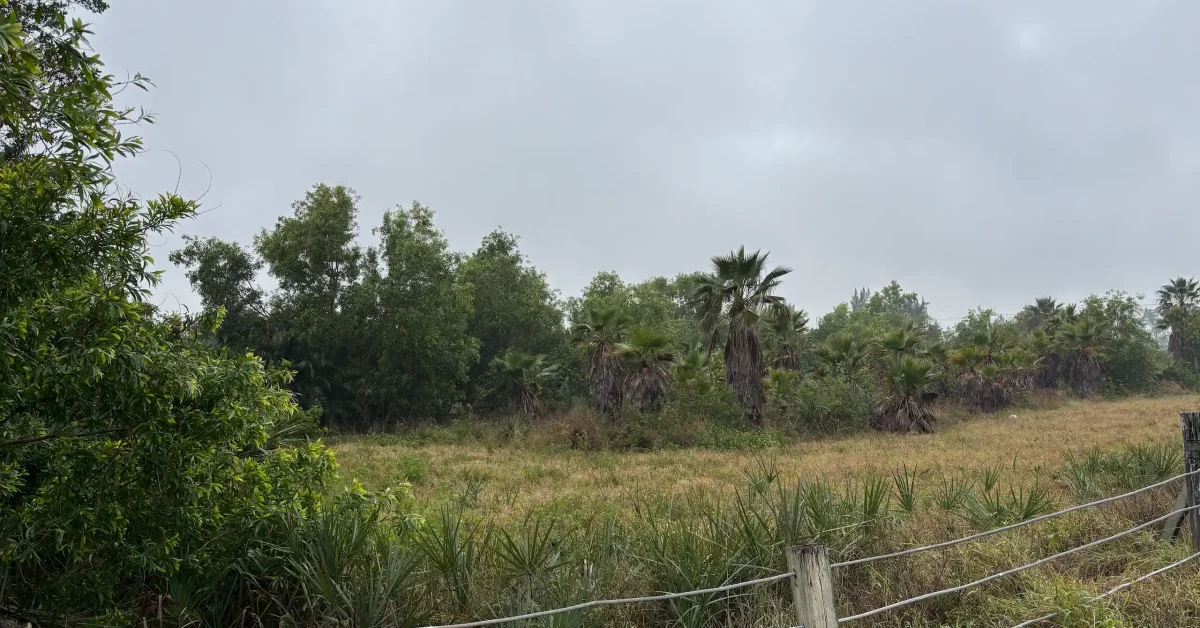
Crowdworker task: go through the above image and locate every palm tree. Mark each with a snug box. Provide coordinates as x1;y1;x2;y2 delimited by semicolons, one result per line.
1156;277;1200;360
493;349;558;415
1020;297;1060;333
1157;277;1200;311
766;303;808;372
691;247;792;426
1058;319;1105;397
870;355;938;434
1029;328;1060;389
571;304;631;418
616;327;675;412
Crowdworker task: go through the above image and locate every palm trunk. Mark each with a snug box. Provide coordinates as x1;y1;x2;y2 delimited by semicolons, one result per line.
871;395;935;434
1036;352;1060;389
625;366;667;413
588;343;623;418
774;345;801;373
1068;352;1101;397
516;385;538;415
725;323;766;427
1169;329;1184;361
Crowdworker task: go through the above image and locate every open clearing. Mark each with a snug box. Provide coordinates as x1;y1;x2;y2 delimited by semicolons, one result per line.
332;395;1200;519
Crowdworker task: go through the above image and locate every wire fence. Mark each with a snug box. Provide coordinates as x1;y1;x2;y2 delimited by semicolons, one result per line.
420;412;1200;628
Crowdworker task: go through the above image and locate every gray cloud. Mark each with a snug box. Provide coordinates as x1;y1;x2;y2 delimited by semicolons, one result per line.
91;0;1200;323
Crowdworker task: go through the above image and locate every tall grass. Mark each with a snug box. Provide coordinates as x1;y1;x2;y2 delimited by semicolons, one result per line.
162;448;1199;627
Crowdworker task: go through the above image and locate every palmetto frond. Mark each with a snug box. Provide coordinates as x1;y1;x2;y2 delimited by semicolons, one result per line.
768;303;809;339
879;321;922;356
691;246;792;332
495;349;558;388
571;304;632;348
616;327;675;367
883;355;937;397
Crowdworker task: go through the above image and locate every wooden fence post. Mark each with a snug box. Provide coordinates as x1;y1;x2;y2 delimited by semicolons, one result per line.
786;544;837;628
1183;412;1200;550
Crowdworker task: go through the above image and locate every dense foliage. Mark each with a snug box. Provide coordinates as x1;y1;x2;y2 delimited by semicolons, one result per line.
0;0;333;621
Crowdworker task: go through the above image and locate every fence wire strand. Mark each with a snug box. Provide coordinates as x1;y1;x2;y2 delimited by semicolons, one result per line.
418;571;795;628
836;504;1200;624
1009;550;1200;628
420;467;1198;628
833;469;1200;569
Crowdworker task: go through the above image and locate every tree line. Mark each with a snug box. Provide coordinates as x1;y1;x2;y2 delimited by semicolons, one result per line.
173;185;1200;434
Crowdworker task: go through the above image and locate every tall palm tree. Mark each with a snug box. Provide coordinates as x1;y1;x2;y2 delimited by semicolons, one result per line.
1156;277;1200;360
1058;319;1105;398
870;355;938;434
766;303;808;372
616;327;675;412
691;247;792;426
493;349;558;415
571;304;631;418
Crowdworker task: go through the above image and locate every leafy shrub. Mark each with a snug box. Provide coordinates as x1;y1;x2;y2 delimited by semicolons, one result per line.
766;373;874;434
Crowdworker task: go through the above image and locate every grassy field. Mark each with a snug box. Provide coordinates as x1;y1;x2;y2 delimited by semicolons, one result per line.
332;395;1200;520
325;395;1200;626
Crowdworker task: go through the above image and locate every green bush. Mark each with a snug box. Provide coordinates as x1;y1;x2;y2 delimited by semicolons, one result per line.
766;372;874;434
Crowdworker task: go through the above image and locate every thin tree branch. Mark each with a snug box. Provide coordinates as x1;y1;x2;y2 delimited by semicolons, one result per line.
0;427;127;449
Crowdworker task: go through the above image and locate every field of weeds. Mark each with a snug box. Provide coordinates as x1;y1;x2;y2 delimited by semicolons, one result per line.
313;396;1200;626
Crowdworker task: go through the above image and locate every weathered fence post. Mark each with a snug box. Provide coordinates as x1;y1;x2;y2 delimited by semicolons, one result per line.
1183;412;1200;550
786;544;837;628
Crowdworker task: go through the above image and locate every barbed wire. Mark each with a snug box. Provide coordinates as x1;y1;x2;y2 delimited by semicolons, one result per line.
836;505;1200;624
1009;550;1200;627
418;572;795;628
833;469;1199;568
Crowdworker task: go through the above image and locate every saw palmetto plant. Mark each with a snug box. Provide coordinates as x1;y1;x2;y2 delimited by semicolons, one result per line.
871;355;939;434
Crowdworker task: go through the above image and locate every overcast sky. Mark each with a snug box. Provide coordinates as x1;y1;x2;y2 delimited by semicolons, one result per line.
89;0;1200;325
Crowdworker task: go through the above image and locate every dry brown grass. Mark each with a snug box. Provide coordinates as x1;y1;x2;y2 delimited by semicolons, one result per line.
330;395;1200;521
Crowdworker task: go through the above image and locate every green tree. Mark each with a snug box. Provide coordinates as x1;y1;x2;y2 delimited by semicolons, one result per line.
1080;291;1165;394
459;230;568;402
566;271;700;346
252;184;363;420
0;4;332;618
692;247;791;426
355;203;479;423
169;235;267;351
